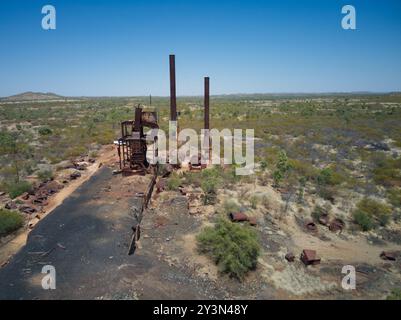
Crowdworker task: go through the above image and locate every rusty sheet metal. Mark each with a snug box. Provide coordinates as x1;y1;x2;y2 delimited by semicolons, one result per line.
285;252;295;262
301;249;321;266
380;251;396;261
229;212;248;222
305;221;318;233
329;218;345;232
248;216;257;226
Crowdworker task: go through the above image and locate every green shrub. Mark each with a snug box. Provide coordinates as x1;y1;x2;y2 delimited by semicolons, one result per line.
353;198;392;230
272;150;291;187
0;209;24;236
353;210;374;231
249;195;259;209
311;205;327;222
317;185;336;201
222;200;240;214
37;170;54;182
317;167;344;186
373;157;401;187
259;160;268;171
38;126;52;136
166;173;181;191
387;288;401;300
387;188;401;208
196;217;260;279
6;180;32;199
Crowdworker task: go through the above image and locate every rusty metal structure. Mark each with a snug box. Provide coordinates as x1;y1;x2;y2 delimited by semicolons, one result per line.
170;54;177;122
117;105;159;174
120;54;214;254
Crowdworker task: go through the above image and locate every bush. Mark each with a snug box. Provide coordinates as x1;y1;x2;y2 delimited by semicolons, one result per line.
222;200;240;214
317;167;344;186
353;198;392;230
387;288;401;300
317;185;336;202
166;173;181;191
373;157;401;187
6;180;32;199
38;126;52;136
37;170;54;182
249;195;259;209
311;205;327;222
272;150;291;187
387;188;401;208
196;217;260;279
0;209;24;237
353;210;374;231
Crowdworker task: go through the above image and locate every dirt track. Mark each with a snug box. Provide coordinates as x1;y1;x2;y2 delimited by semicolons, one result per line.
0;167;148;299
0;167;230;300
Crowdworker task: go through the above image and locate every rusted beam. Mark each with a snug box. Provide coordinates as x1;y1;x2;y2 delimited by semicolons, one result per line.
169;54;177;122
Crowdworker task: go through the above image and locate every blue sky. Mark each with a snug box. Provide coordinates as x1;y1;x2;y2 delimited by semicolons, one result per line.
0;0;400;96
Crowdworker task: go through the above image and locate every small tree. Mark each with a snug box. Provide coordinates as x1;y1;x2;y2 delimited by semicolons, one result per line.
273;150;291;187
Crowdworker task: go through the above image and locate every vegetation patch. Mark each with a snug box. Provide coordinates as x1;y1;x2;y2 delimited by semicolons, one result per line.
5;180;32;199
0;209;24;237
387;288;401;300
196;217;260;280
166;173;182;191
353;198;392;230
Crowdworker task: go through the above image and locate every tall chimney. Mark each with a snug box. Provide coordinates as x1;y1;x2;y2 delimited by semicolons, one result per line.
204;77;210;130
204;77;210;163
169;54;177;122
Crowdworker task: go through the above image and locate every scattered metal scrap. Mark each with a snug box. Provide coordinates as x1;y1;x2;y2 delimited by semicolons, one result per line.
380;251;397;261
305;221;318;233
229;212;257;226
300;249;321;266
329;218;345;233
285;252;295;262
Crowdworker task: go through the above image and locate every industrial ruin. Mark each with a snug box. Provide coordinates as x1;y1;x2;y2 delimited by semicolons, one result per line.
119;54;213;255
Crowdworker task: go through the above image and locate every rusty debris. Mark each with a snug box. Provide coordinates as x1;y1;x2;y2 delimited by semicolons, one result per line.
189;154;207;171
70;171;81;180
229;212;248;222
5;201;17;210
318;213;330;226
380;251;396;261
21;192;30;200
228;212;257;226
329;218;345;232
156;179;166;193
19;205;36;214
285;252;295;262
305;221;318;233
300;249;321;266
248;216;257;226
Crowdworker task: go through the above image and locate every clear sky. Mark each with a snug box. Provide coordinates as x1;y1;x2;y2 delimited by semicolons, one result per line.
0;0;400;97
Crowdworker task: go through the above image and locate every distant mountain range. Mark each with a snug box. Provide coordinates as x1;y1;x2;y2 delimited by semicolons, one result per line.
0;92;65;102
1;91;400;102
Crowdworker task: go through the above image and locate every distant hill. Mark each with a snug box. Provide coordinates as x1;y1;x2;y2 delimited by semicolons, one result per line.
0;92;65;102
